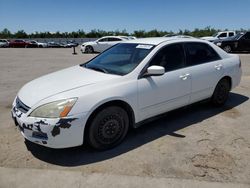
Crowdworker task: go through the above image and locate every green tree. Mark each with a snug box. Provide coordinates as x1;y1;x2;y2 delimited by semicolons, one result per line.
0;28;12;38
15;30;28;38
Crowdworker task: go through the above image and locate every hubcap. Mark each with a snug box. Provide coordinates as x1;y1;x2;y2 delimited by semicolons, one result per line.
86;46;92;53
224;46;231;53
97;115;123;143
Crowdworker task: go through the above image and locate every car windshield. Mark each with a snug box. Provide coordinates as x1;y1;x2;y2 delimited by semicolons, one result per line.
212;33;219;37
82;43;154;75
234;33;244;40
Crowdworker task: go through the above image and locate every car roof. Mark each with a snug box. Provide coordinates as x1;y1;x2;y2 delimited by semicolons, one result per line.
123;37;205;45
101;36;125;38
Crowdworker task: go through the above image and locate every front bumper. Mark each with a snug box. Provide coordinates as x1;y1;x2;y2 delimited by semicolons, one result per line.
80;45;86;53
11;99;87;149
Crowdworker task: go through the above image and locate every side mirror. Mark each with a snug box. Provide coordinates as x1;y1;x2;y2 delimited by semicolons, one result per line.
144;65;165;77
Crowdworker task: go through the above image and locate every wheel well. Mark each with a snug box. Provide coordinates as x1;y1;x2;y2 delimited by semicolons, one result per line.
84;100;135;142
221;76;232;90
86;45;93;49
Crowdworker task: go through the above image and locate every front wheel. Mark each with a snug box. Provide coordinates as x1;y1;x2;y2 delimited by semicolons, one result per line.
211;78;230;106
223;45;232;53
85;46;94;53
87;106;129;150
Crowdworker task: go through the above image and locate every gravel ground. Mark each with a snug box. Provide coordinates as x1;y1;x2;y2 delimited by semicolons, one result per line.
0;48;249;185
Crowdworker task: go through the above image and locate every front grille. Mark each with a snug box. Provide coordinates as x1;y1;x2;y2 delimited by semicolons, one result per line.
16;97;30;113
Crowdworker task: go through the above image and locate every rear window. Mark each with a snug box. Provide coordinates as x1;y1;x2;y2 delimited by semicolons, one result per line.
185;42;221;66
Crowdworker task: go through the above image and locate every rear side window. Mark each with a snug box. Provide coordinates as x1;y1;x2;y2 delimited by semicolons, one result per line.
149;43;185;72
98;38;108;42
108;38;122;41
229;32;234;37
185;42;221;66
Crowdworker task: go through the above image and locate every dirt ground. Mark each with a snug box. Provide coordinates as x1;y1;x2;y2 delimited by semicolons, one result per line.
0;48;249;184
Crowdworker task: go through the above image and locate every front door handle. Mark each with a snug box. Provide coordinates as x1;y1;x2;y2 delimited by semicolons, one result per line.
179;73;190;80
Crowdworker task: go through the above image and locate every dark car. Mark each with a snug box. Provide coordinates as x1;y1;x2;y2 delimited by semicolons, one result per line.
214;32;250;53
9;39;38;48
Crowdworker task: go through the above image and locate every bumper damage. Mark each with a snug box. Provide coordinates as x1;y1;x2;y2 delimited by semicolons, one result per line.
11;103;87;149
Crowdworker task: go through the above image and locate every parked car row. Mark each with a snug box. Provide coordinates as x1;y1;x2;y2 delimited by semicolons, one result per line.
0;39;79;48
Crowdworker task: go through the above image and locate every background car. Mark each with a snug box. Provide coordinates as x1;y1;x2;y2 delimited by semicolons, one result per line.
0;39;9;47
80;36;131;53
60;41;79;48
28;40;48;48
47;42;63;48
201;31;236;42
214;32;250;53
8;39;32;48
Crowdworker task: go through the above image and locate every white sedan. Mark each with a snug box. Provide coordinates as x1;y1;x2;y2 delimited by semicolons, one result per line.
11;37;242;150
80;36;131;53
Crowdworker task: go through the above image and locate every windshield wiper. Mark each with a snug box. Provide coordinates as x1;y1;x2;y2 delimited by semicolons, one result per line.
86;66;108;74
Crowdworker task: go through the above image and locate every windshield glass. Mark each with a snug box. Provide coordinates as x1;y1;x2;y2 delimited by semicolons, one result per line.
234;33;244;40
212;32;219;37
82;43;154;75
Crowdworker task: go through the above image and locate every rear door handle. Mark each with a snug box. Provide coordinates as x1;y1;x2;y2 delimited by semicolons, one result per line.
214;64;222;70
179;73;190;80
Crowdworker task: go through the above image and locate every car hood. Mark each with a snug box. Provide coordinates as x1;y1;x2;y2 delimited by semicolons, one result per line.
200;36;216;41
18;65;119;107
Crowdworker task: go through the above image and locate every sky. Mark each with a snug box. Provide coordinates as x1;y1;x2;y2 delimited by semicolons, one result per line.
0;0;250;34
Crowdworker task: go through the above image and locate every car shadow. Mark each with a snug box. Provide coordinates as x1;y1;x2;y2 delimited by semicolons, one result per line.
25;92;249;166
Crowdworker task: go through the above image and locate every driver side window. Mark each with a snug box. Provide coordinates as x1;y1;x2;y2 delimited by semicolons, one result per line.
149;44;185;72
218;33;227;38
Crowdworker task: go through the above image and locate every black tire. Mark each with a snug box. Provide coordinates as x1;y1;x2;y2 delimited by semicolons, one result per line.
87;106;129;150
211;78;230;107
85;46;94;53
223;45;232;53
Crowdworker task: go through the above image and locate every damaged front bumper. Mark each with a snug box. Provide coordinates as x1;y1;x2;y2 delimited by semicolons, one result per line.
11;100;87;149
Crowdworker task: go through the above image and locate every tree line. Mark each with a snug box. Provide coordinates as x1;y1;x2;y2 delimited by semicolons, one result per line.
0;27;248;39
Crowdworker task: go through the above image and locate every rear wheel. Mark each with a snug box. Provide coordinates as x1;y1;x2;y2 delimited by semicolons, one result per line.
87;106;129;150
223;45;232;53
85;46;94;53
211;78;230;106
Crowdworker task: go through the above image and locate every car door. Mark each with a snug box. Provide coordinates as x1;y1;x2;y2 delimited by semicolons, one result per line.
137;43;191;121
95;38;108;52
184;42;224;103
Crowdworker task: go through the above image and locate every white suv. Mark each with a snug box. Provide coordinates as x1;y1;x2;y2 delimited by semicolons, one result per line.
201;31;236;42
81;36;131;53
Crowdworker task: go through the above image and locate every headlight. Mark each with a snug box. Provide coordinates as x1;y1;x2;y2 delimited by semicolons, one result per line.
29;98;77;118
215;42;222;46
